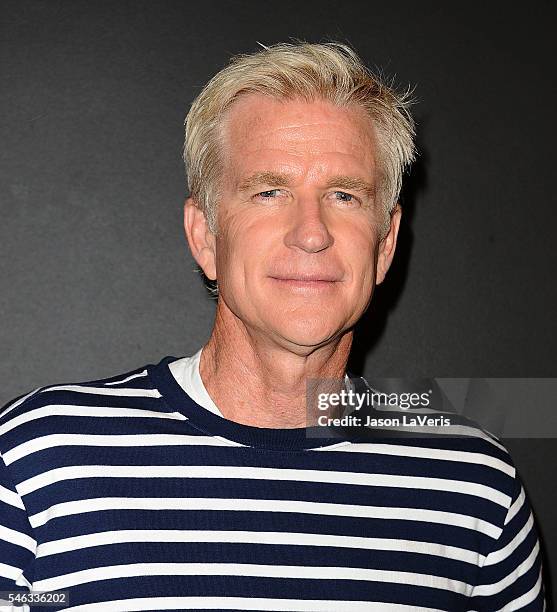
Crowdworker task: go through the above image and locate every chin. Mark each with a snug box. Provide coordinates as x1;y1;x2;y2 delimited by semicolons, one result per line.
271;318;342;349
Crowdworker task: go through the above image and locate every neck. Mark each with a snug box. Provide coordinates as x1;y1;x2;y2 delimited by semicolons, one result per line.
199;299;353;428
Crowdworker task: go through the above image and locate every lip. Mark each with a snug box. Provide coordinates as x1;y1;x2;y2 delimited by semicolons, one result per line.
269;276;342;291
269;274;343;282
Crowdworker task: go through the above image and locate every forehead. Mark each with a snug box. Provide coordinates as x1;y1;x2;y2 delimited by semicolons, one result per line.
219;94;377;183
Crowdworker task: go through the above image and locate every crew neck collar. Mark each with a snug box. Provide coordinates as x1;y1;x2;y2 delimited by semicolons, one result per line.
148;355;358;451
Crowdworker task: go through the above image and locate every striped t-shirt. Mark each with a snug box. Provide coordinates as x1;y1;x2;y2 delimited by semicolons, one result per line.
0;355;546;611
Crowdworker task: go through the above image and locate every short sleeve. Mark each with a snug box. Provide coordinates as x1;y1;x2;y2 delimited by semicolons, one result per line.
469;470;546;610
0;451;35;611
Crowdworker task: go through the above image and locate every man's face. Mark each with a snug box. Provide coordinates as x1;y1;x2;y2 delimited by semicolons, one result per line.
193;94;400;351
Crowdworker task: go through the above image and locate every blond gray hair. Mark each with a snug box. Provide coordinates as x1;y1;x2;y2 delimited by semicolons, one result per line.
184;40;416;242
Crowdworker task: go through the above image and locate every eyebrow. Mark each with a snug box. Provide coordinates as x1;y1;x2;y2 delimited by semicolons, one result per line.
237;172;294;193
323;175;376;199
236;172;376;198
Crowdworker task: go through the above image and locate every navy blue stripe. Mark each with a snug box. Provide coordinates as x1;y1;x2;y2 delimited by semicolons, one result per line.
35;510;496;554
34;575;470;609
38;542;481;583
24;475;506;531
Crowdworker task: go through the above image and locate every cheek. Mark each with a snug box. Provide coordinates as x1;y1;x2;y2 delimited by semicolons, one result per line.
214;229;240;292
214;222;260;291
343;227;377;282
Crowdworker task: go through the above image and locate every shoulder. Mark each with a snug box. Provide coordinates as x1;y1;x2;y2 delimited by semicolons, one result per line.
0;359;163;455
333;427;519;515
343;373;519;497
337;425;516;472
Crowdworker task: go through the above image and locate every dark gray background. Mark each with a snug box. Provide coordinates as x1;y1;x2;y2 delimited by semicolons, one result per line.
1;0;555;604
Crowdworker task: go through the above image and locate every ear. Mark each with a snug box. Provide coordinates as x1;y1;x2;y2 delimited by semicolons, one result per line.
375;203;402;285
183;197;217;280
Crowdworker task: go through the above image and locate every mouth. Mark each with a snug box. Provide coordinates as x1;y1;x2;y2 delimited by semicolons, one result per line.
269;274;342;291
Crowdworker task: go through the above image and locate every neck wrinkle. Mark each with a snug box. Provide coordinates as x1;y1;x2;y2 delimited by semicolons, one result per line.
199;298;353;428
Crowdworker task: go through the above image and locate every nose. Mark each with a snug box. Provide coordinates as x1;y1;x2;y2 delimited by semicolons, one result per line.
283;196;334;253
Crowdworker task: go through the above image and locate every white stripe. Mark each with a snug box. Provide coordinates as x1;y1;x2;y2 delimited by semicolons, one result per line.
0;482;25;509
36;528;484;565
62;596;445;612
0;406;185;437
472;539;540;596
15;575;31;590
4;433;242;465
0;386;42;419
0;561;24;581
483;512;534;566
312;440;353;451
317;441;514;477
3;432;512;475
32;385;161;398
28;496;501;537
213;434;247;447
32;562;473;594
0;525;35;552
337;422;505;450
17;464;511;507
104;370;148;385
470;565;545;612
501;564;544;611
506;486;525;525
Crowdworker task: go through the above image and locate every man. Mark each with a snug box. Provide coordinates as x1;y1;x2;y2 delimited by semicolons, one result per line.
0;42;545;610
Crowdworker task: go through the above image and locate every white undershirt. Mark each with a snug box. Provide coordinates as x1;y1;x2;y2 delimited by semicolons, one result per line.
169;347;224;416
168;346;353;418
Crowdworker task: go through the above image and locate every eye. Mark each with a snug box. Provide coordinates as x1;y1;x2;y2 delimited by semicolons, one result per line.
255;189;281;199
335;191;353;201
332;191;360;205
